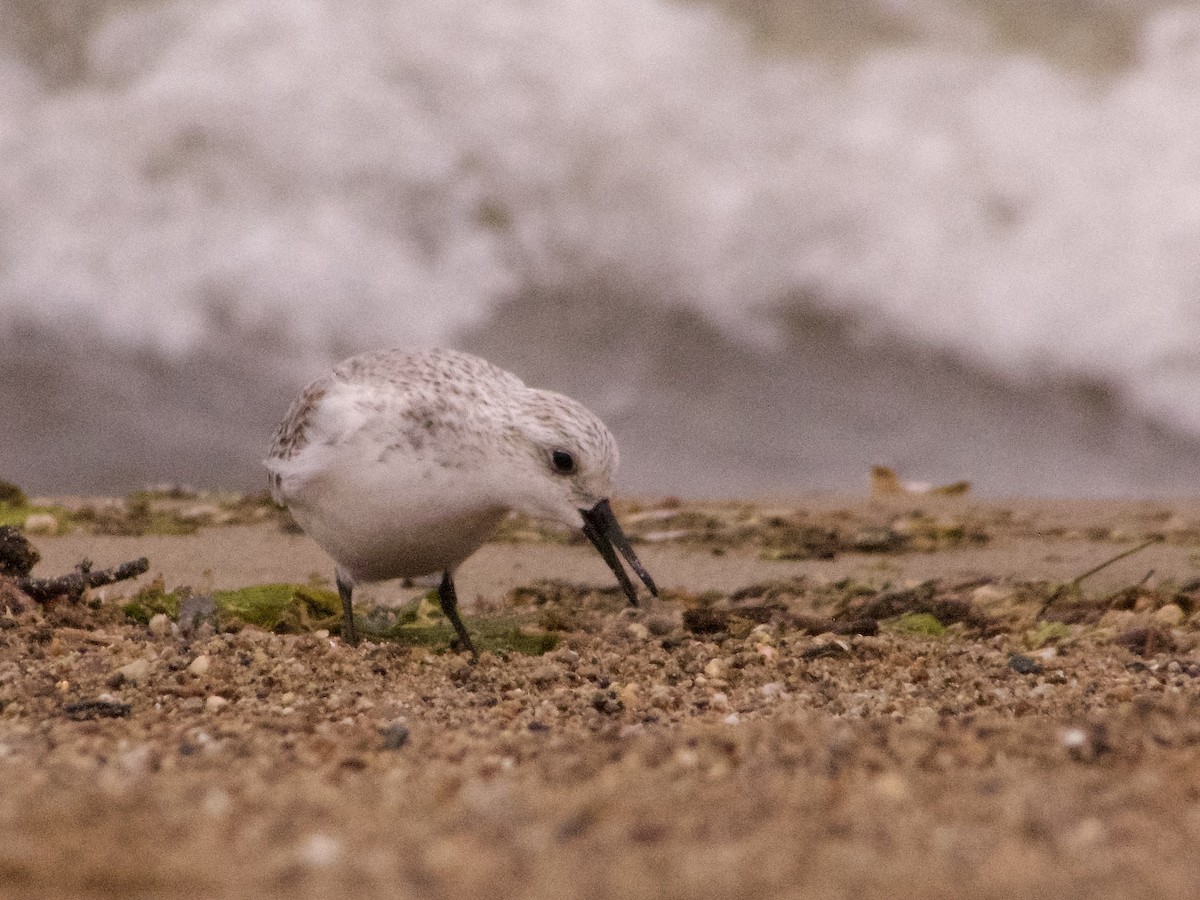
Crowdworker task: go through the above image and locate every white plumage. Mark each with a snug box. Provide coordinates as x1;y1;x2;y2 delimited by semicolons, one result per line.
266;348;656;653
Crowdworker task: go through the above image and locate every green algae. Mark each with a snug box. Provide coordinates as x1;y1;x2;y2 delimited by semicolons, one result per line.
0;503;69;533
125;580;557;655
888;611;946;637
213;583;342;633
1025;620;1072;650
122;578;185;625
363;592;558;656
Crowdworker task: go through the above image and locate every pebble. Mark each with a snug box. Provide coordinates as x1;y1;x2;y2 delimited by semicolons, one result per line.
1007;653;1043;675
188;655;211;676
749;624;776;644
205;695;229;713
674;748;700;768
625;623;650;641
178;594;219;635
148;613;173;637
117;659;151;684
645;615;676;636
1152;604;1185;627
971;584;1015;606
648;684;674;709
1060;727;1089;752
379;721;410;750
23;513;58;535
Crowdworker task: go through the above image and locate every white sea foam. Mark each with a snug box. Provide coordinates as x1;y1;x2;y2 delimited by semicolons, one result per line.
2;0;1200;434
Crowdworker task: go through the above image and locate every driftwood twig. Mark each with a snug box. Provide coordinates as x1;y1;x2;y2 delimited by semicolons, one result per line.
17;557;150;602
1037;536;1164;620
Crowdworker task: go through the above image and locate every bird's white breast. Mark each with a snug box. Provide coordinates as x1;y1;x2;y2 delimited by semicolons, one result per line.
268;377;513;581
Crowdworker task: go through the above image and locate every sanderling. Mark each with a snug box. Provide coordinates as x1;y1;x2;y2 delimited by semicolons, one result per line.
265;348;657;655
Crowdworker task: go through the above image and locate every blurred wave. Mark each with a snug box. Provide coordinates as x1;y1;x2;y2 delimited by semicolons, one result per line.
3;0;1200;495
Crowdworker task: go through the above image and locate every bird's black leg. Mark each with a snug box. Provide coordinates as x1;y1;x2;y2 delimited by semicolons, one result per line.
335;567;358;646
438;571;478;660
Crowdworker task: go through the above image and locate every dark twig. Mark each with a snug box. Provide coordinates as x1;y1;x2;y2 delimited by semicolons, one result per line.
1070;537;1163;588
17;557;150;602
64;699;131;720
1037;536;1164;620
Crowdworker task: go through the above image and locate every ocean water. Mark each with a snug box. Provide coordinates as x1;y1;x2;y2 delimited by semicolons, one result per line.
3;0;1200;497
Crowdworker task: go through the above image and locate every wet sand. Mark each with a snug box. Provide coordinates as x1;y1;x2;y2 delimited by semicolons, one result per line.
4;495;1200;898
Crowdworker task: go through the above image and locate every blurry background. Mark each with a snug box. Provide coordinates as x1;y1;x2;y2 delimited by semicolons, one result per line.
3;0;1200;498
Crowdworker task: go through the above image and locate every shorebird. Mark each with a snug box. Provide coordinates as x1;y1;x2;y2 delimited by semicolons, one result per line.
265;348;657;655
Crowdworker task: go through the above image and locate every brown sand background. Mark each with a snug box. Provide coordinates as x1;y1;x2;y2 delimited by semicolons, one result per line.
4;496;1200;898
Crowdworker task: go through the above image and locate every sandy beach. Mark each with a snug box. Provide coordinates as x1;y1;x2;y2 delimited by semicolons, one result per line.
4;493;1200;898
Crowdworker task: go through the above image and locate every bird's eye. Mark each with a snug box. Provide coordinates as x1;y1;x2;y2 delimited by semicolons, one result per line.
550;449;577;474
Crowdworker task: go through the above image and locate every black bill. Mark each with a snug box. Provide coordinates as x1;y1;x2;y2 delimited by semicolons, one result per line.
580;498;658;606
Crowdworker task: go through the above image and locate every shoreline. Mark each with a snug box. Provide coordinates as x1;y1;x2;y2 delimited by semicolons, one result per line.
3;493;1200;897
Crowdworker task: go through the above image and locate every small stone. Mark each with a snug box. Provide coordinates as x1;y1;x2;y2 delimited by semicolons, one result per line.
379;721;410;750
648;684;674;709
1007;653;1043;675
704;658;725;678
760;681;786;699
723;713;741;726
187;655;211;676
148;613;173;637
674;748;700;768
710;691;730;710
205;695;228;713
971;584;1015;606
626;622;650;641
1059;725;1110;761
23;513;58;535
117;659;151;684
749;624;775;644
1152;604;1186;627
178;594;218;635
645;615;676;636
